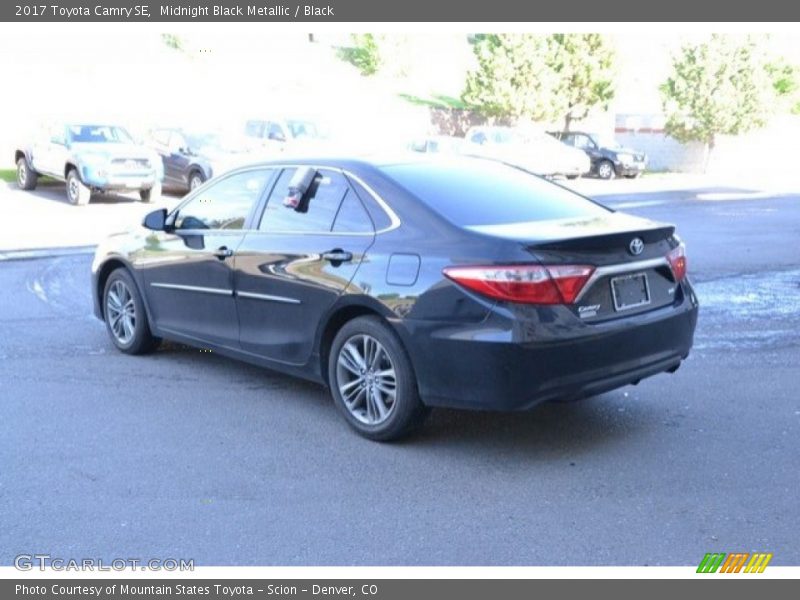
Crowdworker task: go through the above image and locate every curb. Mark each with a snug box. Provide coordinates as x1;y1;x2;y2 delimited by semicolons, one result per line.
0;245;96;262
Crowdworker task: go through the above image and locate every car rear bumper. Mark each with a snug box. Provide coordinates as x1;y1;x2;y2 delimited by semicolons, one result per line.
397;285;698;410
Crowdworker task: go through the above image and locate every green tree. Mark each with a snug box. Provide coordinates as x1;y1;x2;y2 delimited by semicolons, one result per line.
462;34;560;121
462;34;616;128
660;35;784;169
550;34;616;131
336;34;381;76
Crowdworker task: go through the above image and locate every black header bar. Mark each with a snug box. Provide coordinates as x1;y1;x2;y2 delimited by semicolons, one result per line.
3;1;800;22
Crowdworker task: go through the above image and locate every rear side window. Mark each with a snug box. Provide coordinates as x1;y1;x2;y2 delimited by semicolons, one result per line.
382;159;609;227
349;179;393;231
332;191;374;233
259;168;348;233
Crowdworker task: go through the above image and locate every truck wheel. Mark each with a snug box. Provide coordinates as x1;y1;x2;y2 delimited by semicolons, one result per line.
66;169;91;205
140;182;161;203
188;171;205;191
17;157;38;190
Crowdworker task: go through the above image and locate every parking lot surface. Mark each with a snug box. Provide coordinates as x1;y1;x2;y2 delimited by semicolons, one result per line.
1;180;798;565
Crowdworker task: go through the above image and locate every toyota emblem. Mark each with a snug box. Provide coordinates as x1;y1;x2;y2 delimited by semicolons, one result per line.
629;237;644;255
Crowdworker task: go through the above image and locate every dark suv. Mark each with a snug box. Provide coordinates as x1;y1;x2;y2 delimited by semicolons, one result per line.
549;131;647;180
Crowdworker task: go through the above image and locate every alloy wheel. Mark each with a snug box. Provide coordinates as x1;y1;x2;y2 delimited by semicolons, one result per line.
106;280;136;345
336;334;397;425
17;161;26;187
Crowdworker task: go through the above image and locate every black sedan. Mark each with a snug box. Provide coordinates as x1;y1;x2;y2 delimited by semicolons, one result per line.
91;156;698;440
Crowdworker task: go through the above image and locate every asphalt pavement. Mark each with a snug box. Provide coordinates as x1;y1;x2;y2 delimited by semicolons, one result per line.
0;182;798;566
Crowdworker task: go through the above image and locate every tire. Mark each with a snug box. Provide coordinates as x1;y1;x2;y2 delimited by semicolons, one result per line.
596;160;616;180
328;316;429;441
66;168;91;205
140;181;161;203
566;174;579;180
102;268;160;355
16;156;38;190
188;170;205;191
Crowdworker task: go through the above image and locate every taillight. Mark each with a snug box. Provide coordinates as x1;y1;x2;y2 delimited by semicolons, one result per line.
442;264;594;305
667;244;687;281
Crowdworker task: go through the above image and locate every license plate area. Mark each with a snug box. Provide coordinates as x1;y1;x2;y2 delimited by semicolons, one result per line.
611;272;651;311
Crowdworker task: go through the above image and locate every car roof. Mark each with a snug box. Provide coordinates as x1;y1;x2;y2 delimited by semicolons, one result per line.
231;153;495;172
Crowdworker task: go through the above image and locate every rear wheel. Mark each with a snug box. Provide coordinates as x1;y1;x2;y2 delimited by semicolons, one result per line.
103;268;160;354
597;160;616;180
16;157;38;190
66;169;91;205
188;170;205;191
140;181;161;203
328;316;429;441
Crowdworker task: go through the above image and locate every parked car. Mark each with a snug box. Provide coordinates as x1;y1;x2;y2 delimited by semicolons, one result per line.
243;117;325;152
15;124;162;205
549;131;647;179
91;156;697;441
463;126;589;178
408;135;463;154
148;127;261;193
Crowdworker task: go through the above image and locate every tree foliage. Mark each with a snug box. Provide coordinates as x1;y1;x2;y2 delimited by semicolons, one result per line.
336;34;381;76
660;35;784;150
550;34;616;130
462;34;616;129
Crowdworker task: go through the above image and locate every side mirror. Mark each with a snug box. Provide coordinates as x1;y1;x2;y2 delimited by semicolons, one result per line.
143;208;168;231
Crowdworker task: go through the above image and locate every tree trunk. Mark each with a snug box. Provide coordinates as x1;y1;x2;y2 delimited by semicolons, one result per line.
702;135;716;174
564;113;572;132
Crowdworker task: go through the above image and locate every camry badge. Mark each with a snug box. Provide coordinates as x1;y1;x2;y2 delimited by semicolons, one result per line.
629;237;644;255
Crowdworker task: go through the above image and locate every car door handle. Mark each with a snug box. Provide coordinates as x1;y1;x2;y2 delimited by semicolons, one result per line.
213;246;234;260
321;250;353;263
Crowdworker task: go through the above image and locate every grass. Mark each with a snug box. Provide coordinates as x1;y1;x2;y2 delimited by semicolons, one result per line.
398;93;472;110
0;168;57;184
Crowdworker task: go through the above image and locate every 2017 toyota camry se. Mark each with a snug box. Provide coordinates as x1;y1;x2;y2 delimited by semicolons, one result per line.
91;156;698;441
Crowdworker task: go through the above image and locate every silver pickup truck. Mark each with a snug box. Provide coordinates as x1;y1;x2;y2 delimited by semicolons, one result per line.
15;124;163;206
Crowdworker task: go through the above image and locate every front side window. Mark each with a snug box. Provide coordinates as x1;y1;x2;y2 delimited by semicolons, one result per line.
267;122;287;141
175;169;272;231
259;168;350;233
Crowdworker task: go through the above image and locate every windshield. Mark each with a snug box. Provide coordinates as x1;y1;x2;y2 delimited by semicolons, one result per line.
68;125;133;144
383;158;610;227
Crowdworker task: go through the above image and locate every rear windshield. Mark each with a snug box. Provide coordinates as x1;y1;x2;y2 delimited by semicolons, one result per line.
382;159;609;226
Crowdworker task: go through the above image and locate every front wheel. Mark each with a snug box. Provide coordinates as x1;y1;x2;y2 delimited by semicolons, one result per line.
17;157;38;190
140;181;161;203
596;160;616;180
66;169;91;205
103;268;160;354
328;316;429;441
